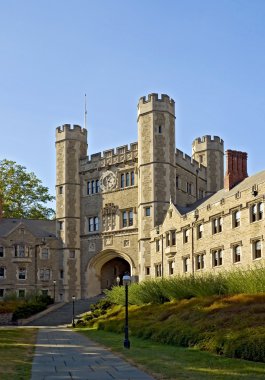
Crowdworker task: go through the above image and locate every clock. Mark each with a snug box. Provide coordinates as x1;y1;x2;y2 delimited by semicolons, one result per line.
99;170;117;191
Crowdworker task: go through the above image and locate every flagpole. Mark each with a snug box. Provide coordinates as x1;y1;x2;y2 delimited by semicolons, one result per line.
84;93;87;130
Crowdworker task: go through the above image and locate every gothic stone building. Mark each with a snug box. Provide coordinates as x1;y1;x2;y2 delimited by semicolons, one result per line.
55;93;264;300
0;93;264;301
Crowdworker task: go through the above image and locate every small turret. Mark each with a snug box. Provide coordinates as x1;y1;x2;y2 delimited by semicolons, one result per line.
192;135;224;194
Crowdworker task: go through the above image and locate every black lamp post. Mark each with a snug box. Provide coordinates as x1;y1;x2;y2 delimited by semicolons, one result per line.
53;280;56;302
123;273;131;349
72;295;76;327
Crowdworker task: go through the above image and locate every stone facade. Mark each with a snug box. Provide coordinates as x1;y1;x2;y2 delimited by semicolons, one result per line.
0;93;264;302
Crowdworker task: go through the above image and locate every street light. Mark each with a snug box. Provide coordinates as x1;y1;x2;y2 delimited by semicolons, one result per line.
53;280;56;302
123;273;131;349
116;276;120;286
72;296;76;327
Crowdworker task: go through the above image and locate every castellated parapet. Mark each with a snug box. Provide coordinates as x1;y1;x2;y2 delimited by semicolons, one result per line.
192;135;224;151
80;142;138;171
175;149;207;178
56;124;87;142
137;93;175;118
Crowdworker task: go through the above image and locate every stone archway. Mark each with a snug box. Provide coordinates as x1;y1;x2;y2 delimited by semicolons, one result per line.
85;249;136;298
101;257;130;290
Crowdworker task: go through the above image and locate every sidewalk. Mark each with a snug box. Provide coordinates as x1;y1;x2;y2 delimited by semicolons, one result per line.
30;327;155;380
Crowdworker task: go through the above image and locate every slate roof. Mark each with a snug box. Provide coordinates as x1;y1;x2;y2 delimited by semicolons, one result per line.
0;218;57;238
176;170;265;215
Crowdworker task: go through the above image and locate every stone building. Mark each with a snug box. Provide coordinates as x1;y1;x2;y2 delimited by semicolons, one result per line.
0;93;264;301
55;93;264;301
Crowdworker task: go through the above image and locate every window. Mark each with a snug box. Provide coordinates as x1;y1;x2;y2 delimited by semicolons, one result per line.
0;267;5;279
183;229;189;243
250;202;263;222
176;176;179;189
87;180;100;195
14;244;29;258
69;250;75;259
195;254;205;270
233;210;241;228
168;261;174;275
18;289;25;298
199;189;204;199
183;257;189;273
40;269;51;281
171;231;176;246
59;186;63;194
212;249;223;267
145;267;150;275
121;174;125;188
212;217;222;234
0;289;4;298
126;173;130;187
59;221;64;231
131;172;135;186
155;239;160;252
41;248;49;260
0;247;4;258
60;270;64;279
88;217;99;232
145;207;151;217
199;155;203;164
233;245;241;263
18;268;26;280
187;182;192;195
166;233;170;247
155;264;162;277
197;224;203;239
122;209;133;228
253;240;262;260
42;289;48;296
158;125;162;134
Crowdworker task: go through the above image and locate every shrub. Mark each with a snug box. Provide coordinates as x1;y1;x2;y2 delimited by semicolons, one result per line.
12;301;46;321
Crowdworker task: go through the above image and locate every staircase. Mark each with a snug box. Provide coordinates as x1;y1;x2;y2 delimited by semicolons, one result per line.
26;295;103;326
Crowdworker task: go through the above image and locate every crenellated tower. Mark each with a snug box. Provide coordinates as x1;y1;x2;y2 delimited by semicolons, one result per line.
192;135;224;194
56;124;87;300
137;93;176;279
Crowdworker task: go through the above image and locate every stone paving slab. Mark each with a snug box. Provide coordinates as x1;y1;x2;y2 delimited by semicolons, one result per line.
30;328;155;380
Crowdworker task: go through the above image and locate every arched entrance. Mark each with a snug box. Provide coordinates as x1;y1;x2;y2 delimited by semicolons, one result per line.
101;257;130;290
85;249;136;297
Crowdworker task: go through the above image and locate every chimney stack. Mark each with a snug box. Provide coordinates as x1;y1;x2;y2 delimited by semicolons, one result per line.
224;150;248;191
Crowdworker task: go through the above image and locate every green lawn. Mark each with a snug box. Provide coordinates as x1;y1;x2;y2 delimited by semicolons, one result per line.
0;328;37;380
79;328;265;380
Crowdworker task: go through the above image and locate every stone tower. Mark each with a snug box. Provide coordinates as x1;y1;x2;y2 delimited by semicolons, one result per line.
192;135;224;194
137;93;176;279
56;124;87;300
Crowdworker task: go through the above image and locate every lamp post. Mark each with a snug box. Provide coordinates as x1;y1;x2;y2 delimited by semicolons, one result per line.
72;295;76;327
53;280;56;302
116;276;120;286
123;273;131;349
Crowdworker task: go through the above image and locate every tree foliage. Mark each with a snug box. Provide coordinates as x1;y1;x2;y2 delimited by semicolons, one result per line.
0;159;55;219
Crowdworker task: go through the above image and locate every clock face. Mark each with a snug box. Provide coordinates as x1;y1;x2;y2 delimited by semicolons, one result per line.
99;170;117;191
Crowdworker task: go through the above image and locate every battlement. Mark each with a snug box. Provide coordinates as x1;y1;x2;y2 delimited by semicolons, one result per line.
56;124;87;142
137;93;175;117
80;142;138;170
192;135;224;146
175;148;207;177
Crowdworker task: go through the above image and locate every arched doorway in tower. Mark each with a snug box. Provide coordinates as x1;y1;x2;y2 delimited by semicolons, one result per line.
101;257;130;290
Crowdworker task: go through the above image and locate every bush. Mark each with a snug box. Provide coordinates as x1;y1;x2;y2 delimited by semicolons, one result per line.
12;301;46;321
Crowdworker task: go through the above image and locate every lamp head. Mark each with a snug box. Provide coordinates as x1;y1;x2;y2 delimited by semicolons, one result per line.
72;295;76;301
122;273;131;286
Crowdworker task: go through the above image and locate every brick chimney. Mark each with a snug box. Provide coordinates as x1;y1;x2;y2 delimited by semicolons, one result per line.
224;150;248;190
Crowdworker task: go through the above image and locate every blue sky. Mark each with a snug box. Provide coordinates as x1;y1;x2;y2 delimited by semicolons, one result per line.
1;0;265;200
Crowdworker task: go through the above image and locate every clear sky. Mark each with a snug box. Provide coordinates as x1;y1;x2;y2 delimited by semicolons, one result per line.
1;0;265;200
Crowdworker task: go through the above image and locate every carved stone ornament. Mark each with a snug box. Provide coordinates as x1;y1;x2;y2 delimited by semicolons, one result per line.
99;170;117;191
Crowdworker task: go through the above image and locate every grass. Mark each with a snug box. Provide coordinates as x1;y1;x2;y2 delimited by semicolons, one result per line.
78;328;265;380
81;294;265;362
0;328;37;380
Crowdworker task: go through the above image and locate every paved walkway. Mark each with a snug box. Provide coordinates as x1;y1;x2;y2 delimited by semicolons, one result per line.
30;327;155;380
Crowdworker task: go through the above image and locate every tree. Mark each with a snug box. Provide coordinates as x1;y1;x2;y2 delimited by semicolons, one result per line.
0;159;55;219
